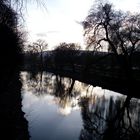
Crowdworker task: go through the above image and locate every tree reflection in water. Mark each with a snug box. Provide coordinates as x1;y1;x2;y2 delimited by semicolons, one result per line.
21;72;140;139
79;95;140;140
21;72;80;115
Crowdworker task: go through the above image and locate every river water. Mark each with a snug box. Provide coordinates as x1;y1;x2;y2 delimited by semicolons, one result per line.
21;72;140;140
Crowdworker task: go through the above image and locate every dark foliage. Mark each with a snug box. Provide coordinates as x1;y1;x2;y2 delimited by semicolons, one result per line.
0;1;23;91
0;1;29;139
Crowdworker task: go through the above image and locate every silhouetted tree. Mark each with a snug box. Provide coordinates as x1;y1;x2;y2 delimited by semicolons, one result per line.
24;39;48;72
83;3;140;56
83;2;140;96
54;42;81;71
28;39;48;53
0;1;30;139
0;0;23;90
55;42;81;51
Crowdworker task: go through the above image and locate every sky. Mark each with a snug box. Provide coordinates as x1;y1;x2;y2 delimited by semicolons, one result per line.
24;0;140;49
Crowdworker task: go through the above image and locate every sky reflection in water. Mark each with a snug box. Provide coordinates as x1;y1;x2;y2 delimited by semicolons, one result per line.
21;72;140;140
22;72;82;140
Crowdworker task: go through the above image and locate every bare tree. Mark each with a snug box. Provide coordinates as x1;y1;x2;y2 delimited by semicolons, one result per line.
1;0;46;10
30;39;48;69
33;39;48;52
83;2;140;61
83;2;140;92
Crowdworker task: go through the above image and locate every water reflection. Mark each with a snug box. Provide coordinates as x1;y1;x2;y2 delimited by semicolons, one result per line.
21;72;140;140
79;96;140;140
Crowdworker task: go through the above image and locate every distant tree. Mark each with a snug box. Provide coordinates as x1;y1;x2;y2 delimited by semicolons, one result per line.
26;39;48;53
26;39;48;71
54;42;81;71
33;39;48;52
55;42;81;51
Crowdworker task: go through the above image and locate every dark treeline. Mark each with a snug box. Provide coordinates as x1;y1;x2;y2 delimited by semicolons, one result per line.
22;50;140;98
22;50;117;78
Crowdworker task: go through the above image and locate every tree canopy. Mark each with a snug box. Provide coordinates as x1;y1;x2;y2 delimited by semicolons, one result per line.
83;2;140;57
26;39;48;53
55;42;81;51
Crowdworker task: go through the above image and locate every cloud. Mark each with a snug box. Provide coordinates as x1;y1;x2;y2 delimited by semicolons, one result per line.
36;33;47;37
47;30;60;34
36;31;60;37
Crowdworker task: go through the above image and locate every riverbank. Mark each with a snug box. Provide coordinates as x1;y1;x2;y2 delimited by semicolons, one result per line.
0;72;29;140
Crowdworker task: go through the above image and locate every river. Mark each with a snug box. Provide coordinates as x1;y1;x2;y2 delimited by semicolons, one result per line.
21;72;140;140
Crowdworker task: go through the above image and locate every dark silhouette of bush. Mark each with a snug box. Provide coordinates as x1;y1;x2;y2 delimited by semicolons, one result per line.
0;1;23;91
0;1;29;140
